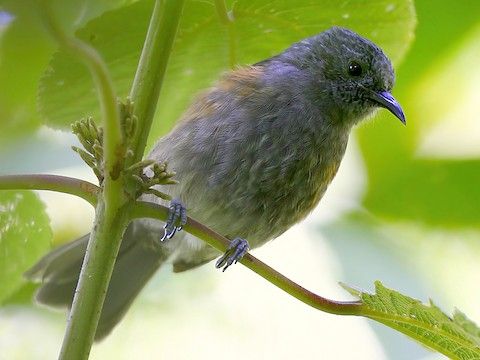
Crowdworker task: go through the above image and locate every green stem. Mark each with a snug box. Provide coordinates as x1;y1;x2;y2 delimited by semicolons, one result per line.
39;3;128;359
37;1;187;358
59;201;130;359
0;171;362;316
129;0;185;163
38;0;122;185
131;201;363;316
0;174;99;206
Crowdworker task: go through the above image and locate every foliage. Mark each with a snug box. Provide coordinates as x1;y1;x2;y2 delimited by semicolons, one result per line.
355;0;480;226
0;191;51;303
0;0;479;359
2;0;415;149
347;282;480;359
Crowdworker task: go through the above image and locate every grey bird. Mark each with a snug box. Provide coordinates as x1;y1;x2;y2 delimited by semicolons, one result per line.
26;27;405;340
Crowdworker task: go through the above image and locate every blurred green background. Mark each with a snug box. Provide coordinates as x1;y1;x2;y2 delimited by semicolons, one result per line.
0;0;479;359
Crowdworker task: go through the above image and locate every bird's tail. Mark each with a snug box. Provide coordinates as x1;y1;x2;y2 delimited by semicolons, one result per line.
24;223;168;340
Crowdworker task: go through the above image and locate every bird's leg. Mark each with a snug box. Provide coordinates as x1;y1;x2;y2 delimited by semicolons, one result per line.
215;238;250;272
160;198;187;241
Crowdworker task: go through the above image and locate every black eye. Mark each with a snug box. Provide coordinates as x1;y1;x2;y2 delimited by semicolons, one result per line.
348;62;362;76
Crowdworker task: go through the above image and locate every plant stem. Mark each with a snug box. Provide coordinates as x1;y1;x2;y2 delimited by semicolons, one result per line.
129;0;185;163
0;174;99;206
37;1;186;358
59;201;129;359
38;0;122;187
0;173;362;316
39;3;128;359
131;201;363;316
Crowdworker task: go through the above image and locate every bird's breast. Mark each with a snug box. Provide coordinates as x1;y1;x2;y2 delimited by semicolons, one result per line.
182;127;348;248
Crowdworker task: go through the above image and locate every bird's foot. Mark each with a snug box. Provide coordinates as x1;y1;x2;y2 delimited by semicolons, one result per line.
215;238;250;272
160;198;187;241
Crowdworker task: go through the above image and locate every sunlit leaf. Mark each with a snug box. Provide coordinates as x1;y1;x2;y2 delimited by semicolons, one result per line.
38;0;416;149
0;191;52;304
346;281;480;359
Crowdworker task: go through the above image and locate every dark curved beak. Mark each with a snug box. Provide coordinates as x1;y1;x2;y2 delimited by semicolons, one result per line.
367;90;406;125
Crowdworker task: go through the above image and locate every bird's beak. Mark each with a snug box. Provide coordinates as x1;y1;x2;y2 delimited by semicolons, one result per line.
367;90;406;125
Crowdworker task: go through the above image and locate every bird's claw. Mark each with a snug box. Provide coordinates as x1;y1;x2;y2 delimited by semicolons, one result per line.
160;199;187;242
215;238;250;272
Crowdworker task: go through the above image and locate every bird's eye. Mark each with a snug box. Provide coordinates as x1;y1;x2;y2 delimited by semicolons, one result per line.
348;62;362;77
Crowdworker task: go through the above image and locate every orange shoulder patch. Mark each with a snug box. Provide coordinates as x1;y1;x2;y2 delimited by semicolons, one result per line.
179;66;265;123
217;65;264;96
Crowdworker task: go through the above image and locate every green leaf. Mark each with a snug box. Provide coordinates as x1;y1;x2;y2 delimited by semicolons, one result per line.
0;0;136;148
38;0;416;150
360;156;480;226
455;311;480;340
345;281;480;359
2;282;39;306
0;7;55;147
0;191;52;304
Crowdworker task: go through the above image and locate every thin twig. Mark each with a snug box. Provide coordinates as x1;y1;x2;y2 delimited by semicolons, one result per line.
38;3;128;359
0;174;99;206
131;201;363;315
0;173;362;315
38;0;122;188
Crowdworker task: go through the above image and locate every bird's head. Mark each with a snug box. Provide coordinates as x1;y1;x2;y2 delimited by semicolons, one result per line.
281;27;405;126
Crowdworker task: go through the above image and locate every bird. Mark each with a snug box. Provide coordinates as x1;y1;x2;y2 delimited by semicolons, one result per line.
25;26;405;340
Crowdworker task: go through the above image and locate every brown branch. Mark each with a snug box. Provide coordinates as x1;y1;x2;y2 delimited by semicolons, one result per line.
131;201;363;315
